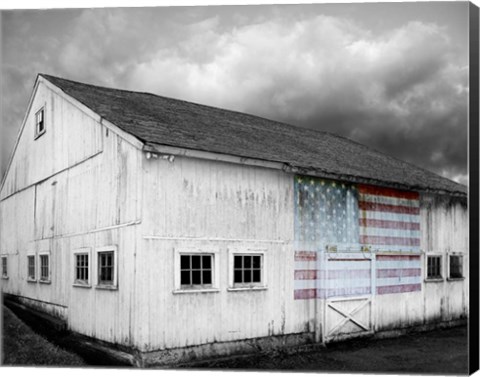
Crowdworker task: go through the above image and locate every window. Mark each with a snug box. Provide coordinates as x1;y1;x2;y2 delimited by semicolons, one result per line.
426;255;442;280
228;248;267;291
98;251;114;284
75;254;89;284
96;246;117;289
1;256;7;279
28;255;36;281
449;255;463;279
35;107;45;138
174;248;219;293
234;255;262;285
180;254;213;287
38;252;51;283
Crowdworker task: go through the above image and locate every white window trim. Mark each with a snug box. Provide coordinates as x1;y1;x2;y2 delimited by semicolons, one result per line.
38;250;51;284
173;247;220;294
1;254;8;279
95;245;118;290
424;252;443;283
27;251;37;283
227;248;268;292
34;106;46;139
447;252;465;281
73;247;92;288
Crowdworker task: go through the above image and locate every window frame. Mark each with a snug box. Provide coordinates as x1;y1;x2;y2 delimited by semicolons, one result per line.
425;253;443;282
173;247;220;294
228;248;267;291
1;255;8;279
447;252;464;281
27;252;37;282
39;251;51;284
73;247;91;288
95;246;118;290
34;107;46;139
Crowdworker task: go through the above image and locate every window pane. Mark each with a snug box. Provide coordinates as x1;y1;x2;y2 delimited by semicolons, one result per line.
450;256;462;278
253;269;261;283
192;270;201;284
252;256;261;269
181;271;190;285
234;255;242;269
202;255;211;269
234;270;242;283
192;255;201;269
203;270;212;285
244;256;251;268
180;255;190;269
244;269;251;282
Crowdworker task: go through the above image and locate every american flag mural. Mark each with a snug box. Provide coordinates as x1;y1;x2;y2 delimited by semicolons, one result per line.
294;176;422;300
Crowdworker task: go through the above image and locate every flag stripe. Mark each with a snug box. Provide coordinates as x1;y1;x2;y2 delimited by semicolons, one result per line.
359;201;420;215
359;218;420;230
377;268;421;278
360;235;420;246
376;254;421;261
358;184;420;200
377;284;421;295
360;194;419;207
294;251;317;261
360;227;420;238
362;211;420;223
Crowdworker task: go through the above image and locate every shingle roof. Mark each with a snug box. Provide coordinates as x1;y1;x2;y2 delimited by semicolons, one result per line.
40;74;467;196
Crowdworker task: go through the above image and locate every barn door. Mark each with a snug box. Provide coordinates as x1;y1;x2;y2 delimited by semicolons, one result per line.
322;253;375;342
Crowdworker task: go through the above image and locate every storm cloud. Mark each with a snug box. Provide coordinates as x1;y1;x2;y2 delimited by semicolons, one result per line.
1;4;469;185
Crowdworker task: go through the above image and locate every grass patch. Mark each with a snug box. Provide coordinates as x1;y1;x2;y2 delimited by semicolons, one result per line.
2;305;85;366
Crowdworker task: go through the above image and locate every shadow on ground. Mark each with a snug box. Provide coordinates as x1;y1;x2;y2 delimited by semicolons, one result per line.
188;326;468;374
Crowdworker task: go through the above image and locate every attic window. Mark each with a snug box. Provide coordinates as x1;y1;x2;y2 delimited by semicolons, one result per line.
35;108;46;138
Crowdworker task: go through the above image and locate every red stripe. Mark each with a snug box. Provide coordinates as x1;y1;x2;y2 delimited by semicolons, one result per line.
294;251;317;261
294;289;316;300
359;201;420;215
377;284;421;295
358;184;419;200
294;270;317;280
376;254;421;261
360;235;420;246
327;258;370;262
376;268;421;278
359;218;420;230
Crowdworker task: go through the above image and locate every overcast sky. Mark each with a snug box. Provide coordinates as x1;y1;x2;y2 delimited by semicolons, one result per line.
0;2;470;186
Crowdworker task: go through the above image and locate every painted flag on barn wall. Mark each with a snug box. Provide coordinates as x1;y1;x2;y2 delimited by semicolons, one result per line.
293;176;422;300
358;184;420;252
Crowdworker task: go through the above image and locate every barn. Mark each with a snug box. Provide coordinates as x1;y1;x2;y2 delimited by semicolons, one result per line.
0;74;468;366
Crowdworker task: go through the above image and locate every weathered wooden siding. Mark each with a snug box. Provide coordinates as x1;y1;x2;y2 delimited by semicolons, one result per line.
1;81;103;200
0;82;142;346
374;194;468;331
135;155;314;351
420;194;468;322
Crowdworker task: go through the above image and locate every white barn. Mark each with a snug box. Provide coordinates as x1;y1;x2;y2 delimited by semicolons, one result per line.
0;74;468;366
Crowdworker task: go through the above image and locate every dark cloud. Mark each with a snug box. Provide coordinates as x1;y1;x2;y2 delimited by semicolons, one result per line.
1;5;469;187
